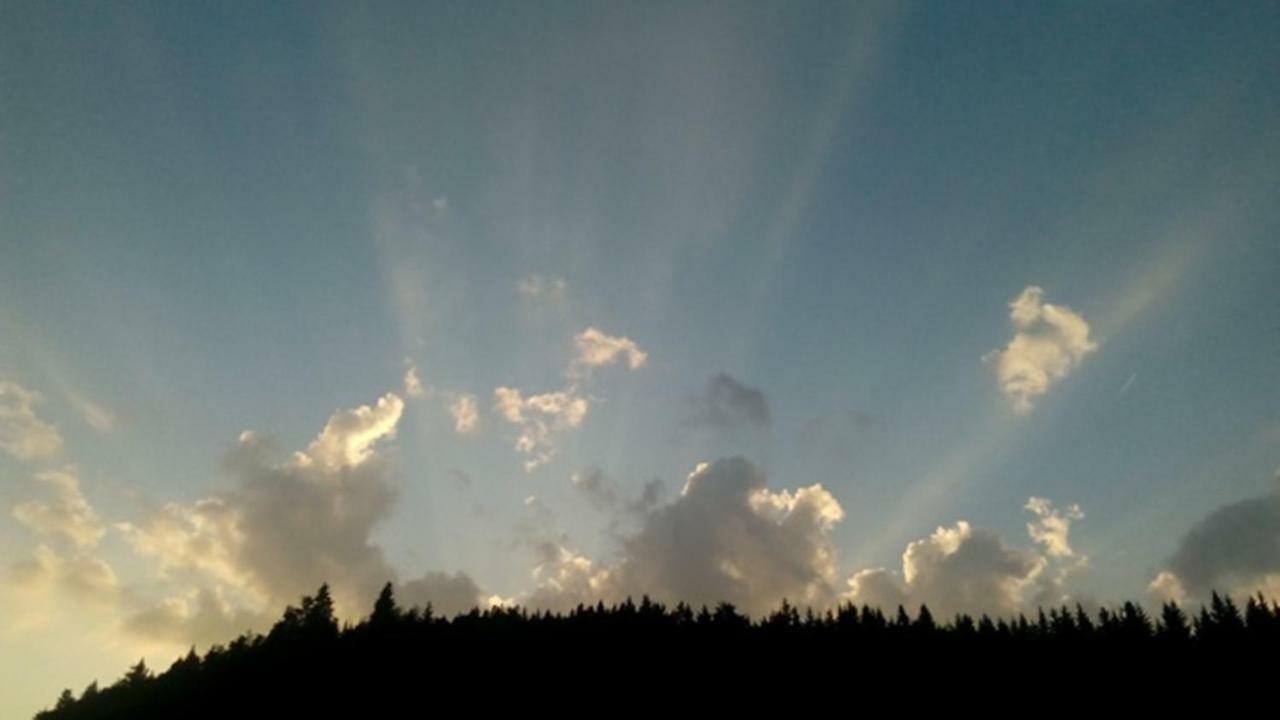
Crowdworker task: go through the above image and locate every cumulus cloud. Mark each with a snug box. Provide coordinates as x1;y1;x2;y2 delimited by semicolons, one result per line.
12;468;105;549
119;393;412;625
572;327;647;372
517;274;567;302
689;373;771;431
527;457;845;616
0;380;63;461
985;286;1098;413
448;393;480;435
844;521;1045;618
1148;480;1280;604
844;497;1088;618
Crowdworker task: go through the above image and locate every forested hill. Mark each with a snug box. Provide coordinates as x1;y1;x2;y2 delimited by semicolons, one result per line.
36;583;1280;718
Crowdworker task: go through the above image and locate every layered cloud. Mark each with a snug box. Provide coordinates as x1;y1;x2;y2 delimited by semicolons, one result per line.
1148;477;1280;604
0;380;63;462
985;286;1098;413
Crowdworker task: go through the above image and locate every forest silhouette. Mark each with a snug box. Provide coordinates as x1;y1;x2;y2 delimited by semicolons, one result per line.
35;582;1280;717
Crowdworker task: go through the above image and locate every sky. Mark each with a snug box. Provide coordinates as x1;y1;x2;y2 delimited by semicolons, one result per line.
2;0;1279;715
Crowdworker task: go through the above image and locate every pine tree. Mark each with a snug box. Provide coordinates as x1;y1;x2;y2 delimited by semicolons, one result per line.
371;582;401;626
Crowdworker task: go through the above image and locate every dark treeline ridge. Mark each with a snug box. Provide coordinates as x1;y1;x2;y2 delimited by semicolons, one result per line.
37;583;1280;718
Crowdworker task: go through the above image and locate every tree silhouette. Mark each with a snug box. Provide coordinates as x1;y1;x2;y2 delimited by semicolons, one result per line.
32;585;1280;719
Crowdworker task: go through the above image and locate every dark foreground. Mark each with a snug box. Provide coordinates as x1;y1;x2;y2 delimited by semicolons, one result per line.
36;583;1278;718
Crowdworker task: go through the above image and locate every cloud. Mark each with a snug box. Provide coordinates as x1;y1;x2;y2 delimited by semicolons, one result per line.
527;457;845;616
12;468;105;550
688;373;771;431
495;327;646;471
292;393;404;470
517;274;567;302
1148;481;1280;603
116;497;251;595
844;521;1045;618
119;393;409;621
843;498;1088;618
123;588;265;647
1025;497;1084;559
0;380;63;462
494;387;589;471
985;286;1098;413
522;545;611;613
403;363;427;399
9;544;119;604
571;467;618;511
398;571;487;617
448;393;480;435
843;568;908;611
572;327;648;371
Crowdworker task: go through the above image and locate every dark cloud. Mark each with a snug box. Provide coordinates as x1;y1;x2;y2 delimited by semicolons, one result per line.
399;571;487;617
530;457;844;616
1153;481;1280;602
688;373;770;432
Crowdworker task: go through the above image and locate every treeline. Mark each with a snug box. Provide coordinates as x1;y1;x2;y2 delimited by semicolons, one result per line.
37;583;1280;718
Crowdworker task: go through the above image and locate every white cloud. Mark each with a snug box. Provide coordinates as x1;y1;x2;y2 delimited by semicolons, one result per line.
448;393;480;435
495;327;646;471
985;286;1098;413
845;520;1045;618
1147;571;1187;605
572;327;648;371
1025;496;1084;559
292;393;404;471
12;468;105;550
843;497;1091;617
0;381;63;462
494;387;590;471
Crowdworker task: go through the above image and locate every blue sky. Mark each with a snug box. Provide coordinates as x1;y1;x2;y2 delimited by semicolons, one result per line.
2;1;1278;715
